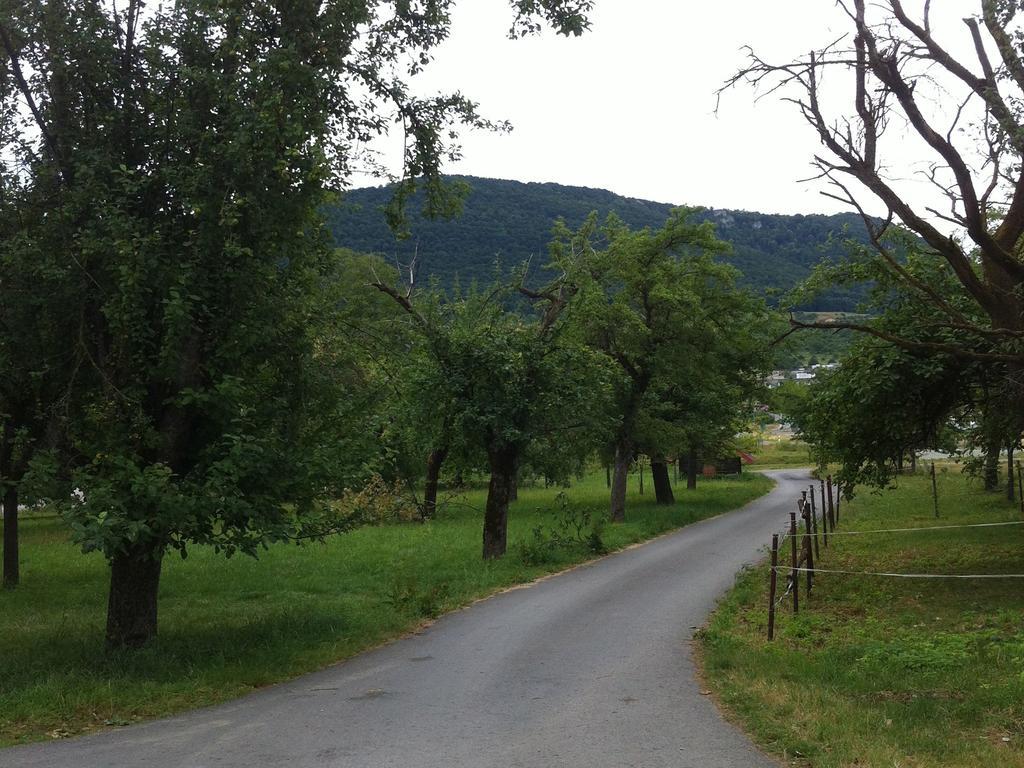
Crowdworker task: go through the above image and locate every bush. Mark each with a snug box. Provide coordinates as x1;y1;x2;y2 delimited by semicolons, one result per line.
516;492;607;565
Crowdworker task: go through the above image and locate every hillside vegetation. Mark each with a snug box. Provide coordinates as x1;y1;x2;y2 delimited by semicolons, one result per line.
326;176;871;311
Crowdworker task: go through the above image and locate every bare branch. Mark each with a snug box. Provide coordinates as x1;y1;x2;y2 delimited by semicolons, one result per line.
0;22;68;183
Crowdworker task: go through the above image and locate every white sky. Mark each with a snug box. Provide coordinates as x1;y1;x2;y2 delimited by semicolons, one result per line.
356;0;856;215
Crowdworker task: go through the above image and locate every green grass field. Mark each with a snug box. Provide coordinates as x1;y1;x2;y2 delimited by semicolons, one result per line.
0;469;772;747
698;469;1024;768
749;437;814;469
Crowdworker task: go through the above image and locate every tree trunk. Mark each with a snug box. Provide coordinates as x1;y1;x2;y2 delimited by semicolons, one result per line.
605;464;611;488
0;422;17;589
105;543;164;650
423;446;448;520
509;473;518;502
909;452;917;474
984;436;1000;491
610;441;631;523
482;446;517;559
686;445;698;490
2;484;18;589
1008;444;1017;502
651;459;675;505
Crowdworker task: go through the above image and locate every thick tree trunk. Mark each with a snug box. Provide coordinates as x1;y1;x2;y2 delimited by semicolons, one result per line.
610;441;631;523
909;452;917;474
2;484;18;589
423;446;448;520
1008;444;1016;502
482;446;517;559
605;464;611;488
105;543;164;650
686;445;698;490
984;436;1000;491
651;459;675;505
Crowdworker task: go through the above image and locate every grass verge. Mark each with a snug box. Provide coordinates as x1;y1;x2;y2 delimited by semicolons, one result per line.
0;469;771;747
698;470;1024;768
749;437;814;469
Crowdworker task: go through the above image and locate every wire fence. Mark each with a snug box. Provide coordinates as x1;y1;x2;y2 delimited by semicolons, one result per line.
765;475;1024;641
776;519;1024;542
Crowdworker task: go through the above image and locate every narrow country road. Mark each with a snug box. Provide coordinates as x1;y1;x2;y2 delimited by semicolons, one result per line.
3;469;810;768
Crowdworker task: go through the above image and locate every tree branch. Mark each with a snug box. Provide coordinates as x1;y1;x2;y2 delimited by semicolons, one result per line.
789;316;1020;363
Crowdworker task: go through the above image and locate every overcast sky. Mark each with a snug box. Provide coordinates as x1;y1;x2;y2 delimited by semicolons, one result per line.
357;0;869;215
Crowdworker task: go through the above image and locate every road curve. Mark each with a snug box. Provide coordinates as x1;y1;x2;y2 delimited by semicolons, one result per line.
3;469;809;768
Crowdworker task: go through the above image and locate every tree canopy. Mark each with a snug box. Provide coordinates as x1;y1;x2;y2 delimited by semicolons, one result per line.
550;210;771;519
0;0;592;646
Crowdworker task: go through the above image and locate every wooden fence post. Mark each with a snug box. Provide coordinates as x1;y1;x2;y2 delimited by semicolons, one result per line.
826;476;836;529
1017;460;1024;518
820;478;830;532
801;500;814;594
790;510;799;614
809;489;820;558
768;534;778;640
812;484;827;547
931;462;939;518
803;490;819;559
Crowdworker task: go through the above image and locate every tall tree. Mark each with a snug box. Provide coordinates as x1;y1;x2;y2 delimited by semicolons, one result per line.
727;1;1024;431
373;276;612;558
0;0;591;647
554;210;769;521
791;241;1007;491
0;170;77;589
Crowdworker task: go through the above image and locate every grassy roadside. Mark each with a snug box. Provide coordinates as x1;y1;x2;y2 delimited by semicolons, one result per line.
749;437;814;469
698;470;1024;768
0;469;772;747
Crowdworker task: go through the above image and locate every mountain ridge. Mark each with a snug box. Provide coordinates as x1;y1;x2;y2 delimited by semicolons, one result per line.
325;176;869;311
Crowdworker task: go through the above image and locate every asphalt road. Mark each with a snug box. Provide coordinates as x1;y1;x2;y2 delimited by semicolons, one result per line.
3;469;809;768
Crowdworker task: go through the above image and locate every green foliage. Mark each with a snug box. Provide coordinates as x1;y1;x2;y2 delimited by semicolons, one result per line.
516;491;607;565
772;318;854;368
552;209;773;473
795;342;963;487
384;577;452;619
858;633;973;672
324;177;873;312
0;0;597;641
381;275;616;485
792;236;1003;489
766;380;809;421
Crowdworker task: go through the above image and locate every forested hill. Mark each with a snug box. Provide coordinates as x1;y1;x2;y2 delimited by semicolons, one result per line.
325;176;869;311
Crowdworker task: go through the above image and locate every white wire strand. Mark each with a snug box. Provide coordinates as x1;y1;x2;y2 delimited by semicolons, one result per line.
773;565;1024;579
777;520;1024;542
